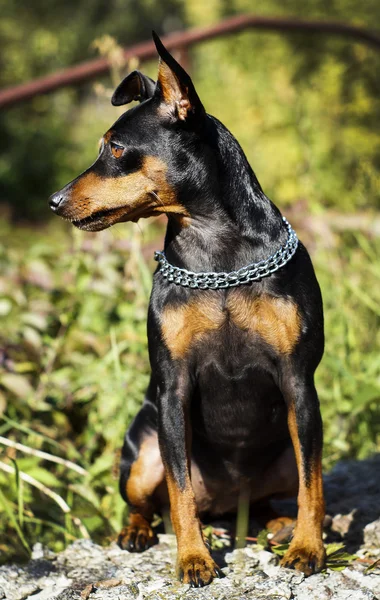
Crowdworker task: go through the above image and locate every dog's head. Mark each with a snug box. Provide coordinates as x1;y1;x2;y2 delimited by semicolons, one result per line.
49;32;209;231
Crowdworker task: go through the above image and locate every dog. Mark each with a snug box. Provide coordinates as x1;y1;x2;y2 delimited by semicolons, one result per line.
49;31;326;587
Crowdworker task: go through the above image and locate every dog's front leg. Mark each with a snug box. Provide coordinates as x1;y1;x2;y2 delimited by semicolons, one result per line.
157;375;223;587
280;368;326;575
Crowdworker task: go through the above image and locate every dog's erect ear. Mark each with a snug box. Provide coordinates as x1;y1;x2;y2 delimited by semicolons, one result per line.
152;31;205;121
111;71;156;106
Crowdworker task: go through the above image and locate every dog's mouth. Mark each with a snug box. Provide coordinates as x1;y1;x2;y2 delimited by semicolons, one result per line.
70;204;157;231
72;207;122;231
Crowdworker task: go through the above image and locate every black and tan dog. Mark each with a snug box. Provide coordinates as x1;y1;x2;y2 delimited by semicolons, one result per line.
49;32;326;587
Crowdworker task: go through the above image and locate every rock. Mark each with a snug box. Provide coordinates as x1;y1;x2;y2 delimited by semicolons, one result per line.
31;544;44;561
1;457;379;599
322;455;380;554
364;519;380;551
2;582;40;600
1;537;379;600
331;510;357;537
343;565;380;596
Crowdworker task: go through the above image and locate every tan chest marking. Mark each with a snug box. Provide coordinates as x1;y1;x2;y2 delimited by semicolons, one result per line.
161;294;224;360
227;292;301;355
161;292;300;360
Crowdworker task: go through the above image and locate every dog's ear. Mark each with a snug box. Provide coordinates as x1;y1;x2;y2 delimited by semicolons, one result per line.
152;31;205;122
111;71;156;106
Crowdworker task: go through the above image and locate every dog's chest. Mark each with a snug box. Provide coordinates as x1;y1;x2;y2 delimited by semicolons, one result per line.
160;290;301;360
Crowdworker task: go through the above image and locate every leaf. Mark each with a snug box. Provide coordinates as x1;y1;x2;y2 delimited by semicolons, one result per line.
110;327;122;384
0;299;12;316
25;467;62;489
202;525;213;542
347;282;380;317
13;362;37;374
350;385;380;411
11;459;24;530
364;558;380;574
88;453;114;479
0;489;30;554
70;483;101;511
23;516;77;541
22;326;42;350
257;528;270;550
0;416;66;451
22;312;48;331
272;543;290;557
0;391;7;417
0;373;33;399
326;542;346;556
324;542;357;571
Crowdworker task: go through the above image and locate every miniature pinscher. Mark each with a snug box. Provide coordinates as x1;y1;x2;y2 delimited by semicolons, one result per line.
49;32;326;587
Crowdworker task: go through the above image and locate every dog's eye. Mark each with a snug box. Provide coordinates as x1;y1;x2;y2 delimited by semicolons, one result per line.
110;142;125;158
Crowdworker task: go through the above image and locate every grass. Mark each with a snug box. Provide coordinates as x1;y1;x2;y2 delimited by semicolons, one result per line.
0;211;379;562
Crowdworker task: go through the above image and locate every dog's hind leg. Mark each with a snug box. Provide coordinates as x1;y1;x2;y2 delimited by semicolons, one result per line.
118;394;165;552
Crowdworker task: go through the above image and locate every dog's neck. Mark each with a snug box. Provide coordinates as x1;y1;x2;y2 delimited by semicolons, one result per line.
164;115;287;273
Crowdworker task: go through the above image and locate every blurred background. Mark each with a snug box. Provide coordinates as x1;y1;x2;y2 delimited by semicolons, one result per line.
0;0;379;562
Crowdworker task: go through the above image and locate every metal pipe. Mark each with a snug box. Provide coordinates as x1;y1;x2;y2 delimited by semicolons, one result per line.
1;14;380;109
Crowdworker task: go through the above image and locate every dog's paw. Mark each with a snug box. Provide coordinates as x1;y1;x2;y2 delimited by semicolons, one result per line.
117;519;157;553
177;552;224;587
281;540;326;576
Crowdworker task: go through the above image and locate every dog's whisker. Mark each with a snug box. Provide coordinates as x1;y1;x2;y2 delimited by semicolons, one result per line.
150;190;165;206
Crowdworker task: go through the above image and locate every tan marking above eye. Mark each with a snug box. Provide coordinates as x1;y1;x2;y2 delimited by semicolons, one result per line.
103;130;113;144
161;292;301;359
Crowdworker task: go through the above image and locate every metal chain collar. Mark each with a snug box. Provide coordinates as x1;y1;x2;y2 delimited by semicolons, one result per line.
154;216;298;289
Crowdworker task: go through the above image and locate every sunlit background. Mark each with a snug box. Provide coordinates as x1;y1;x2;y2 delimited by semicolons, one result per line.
0;0;379;561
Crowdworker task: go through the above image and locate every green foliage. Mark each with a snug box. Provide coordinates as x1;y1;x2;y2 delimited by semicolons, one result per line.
202;525;229;550
2;0;380;218
0;218;157;561
271;542;288;557
0;0;185;218
365;558;380;574
0;0;379;565
0;215;379;562
191;0;380;213
316;234;380;467
325;542;358;571
256;528;270;550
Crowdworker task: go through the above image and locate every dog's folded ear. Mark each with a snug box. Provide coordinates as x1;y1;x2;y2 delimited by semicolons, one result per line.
152;31;205;122
111;71;156;106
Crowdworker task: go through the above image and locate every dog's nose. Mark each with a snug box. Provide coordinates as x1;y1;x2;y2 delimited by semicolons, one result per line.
49;191;64;212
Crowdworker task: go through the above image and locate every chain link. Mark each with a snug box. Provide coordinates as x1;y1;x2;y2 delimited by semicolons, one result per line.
154;216;298;289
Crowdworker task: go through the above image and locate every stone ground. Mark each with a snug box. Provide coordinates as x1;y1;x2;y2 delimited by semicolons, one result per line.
1;456;379;600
